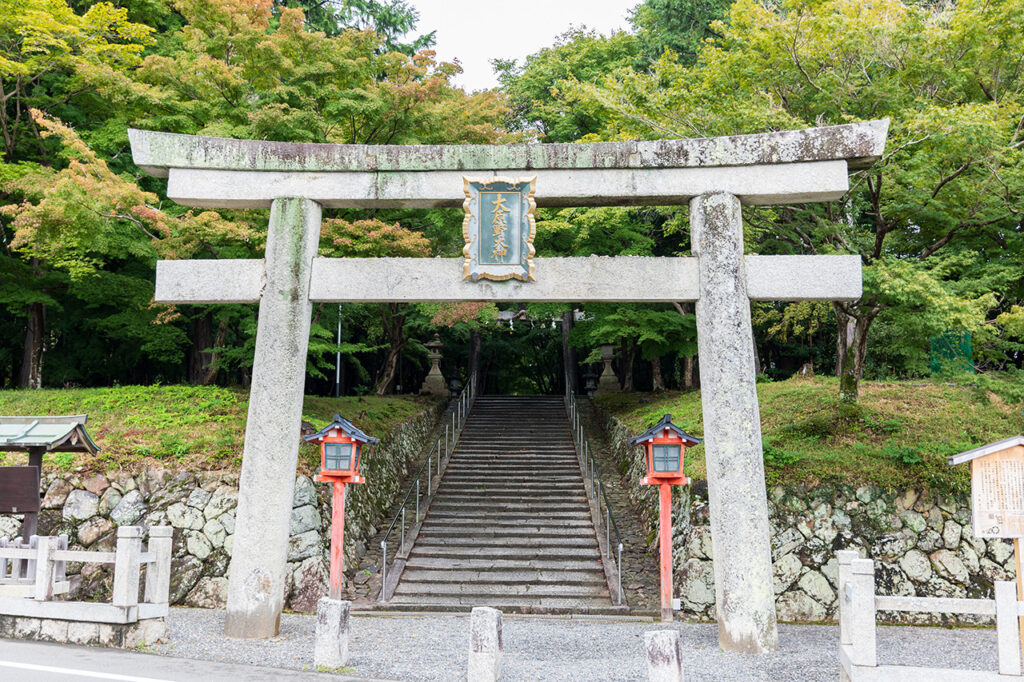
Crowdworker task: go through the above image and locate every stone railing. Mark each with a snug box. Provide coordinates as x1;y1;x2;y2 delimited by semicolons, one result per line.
0;526;171;647
838;550;1021;680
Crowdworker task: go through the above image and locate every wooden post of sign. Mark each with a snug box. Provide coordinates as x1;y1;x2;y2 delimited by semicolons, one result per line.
22;446;44;539
1015;538;1024;664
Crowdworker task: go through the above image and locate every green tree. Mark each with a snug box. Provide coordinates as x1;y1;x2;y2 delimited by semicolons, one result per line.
566;0;1024;400
493;28;641;142
629;0;732;66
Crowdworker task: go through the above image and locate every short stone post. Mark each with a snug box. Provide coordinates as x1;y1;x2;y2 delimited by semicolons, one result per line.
144;526;174;605
468;606;502;682
996;580;1022;675
836;550;858;647
112;526;143;609
224;197;323;639
32;535;57;601
314;597;351;669
644;630;684;682
690;192;778;653
848;558;877;667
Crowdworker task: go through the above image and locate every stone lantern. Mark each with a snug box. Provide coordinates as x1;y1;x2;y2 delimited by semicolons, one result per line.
595;343;620;394
629;414;701;622
419;333;450;398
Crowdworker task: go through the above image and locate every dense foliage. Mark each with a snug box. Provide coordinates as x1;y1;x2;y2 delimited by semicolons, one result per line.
0;0;1021;404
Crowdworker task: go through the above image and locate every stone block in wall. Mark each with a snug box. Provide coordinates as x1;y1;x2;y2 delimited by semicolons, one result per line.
186;576;228;609
63;490;99;521
288;557;329;612
288;530;323;562
42;479;72;509
776;590;826;622
110;490;146;526
169;555;204;603
83;475;109;496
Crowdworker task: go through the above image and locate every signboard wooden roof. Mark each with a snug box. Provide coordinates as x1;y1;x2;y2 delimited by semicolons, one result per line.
949;436;1024;539
0;415;100;454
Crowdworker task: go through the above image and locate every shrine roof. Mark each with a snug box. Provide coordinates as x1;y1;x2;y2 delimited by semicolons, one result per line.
628;414;702;446
948;436;1024;466
0;415;100;454
128;119;889;178
304;414;380;445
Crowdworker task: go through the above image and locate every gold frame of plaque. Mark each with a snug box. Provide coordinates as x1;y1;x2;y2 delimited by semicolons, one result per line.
462;176;537;282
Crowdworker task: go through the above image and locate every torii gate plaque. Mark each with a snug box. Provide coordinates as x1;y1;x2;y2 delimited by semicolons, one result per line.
129;120;888;650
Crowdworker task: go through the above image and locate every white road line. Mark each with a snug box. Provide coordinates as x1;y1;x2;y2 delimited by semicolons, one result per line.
0;659;176;681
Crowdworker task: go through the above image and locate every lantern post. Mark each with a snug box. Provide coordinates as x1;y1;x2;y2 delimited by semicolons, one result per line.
629;414;701;622
305;414;379;599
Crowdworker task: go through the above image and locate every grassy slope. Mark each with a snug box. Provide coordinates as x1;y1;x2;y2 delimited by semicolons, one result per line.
598;376;1024;494
0;385;435;475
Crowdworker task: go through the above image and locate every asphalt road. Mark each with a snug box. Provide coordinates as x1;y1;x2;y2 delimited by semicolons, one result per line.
0;639;382;682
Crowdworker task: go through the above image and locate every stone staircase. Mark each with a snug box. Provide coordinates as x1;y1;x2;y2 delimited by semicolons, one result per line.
389;395;616;612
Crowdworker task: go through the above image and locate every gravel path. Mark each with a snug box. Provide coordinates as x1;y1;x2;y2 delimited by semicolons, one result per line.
155;608;998;681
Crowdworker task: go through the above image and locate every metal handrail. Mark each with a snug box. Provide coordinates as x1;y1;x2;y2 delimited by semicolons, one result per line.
379;372;476;598
565;379;625;606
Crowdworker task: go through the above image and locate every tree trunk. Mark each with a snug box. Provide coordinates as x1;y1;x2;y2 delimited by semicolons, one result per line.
834;307;857;378
374;303;405;396
651;357;664;391
835;303;878;402
681;355;695;390
622;341;636;392
469;329;481;388
19;302;45;389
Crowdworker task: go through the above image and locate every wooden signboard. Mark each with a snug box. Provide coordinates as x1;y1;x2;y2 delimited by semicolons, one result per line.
971;445;1024;538
0;465;41;514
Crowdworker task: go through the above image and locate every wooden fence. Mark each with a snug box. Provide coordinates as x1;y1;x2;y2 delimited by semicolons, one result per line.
838;549;1022;681
0;526;172;624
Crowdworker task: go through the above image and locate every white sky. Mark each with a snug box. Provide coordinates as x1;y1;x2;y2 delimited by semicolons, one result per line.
410;0;638;91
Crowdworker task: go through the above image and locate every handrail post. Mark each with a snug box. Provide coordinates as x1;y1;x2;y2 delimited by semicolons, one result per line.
848;558;877;667
380;540;387;599
617;542;623;606
997;580;1022;675
32;535;56;601
144;526;173;605
112;526;143;609
837;550;858;647
400;508;406;555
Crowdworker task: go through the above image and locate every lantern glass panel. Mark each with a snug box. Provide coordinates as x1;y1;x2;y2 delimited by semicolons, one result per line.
324;442;352;471
652;444;681;473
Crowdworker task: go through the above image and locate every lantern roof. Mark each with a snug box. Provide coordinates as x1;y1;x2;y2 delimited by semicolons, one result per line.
948;435;1024;466
0;415;100;454
628;414;701;446
304;414;379;445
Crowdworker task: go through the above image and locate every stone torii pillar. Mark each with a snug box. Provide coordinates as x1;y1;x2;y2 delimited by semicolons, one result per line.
128;120;887;646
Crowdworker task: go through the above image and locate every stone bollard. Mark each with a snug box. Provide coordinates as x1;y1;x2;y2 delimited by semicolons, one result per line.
468;606;502;682
645;630;684;682
314;597;350;669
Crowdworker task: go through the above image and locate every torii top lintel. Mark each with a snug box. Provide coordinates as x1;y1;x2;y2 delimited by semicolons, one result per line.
128;120;888;210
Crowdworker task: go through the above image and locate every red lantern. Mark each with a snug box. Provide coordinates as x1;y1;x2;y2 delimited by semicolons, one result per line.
305;414;378;600
629;414;701;622
630;414;700;486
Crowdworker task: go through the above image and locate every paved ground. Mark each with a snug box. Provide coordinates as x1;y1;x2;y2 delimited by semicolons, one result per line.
149;607;999;681
0;639;368;681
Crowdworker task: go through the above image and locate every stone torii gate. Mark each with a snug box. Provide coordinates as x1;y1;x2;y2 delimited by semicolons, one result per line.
129;120;887;651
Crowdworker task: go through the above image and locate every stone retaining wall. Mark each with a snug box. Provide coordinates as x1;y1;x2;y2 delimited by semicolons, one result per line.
599;407;1012;624
0;402;441;613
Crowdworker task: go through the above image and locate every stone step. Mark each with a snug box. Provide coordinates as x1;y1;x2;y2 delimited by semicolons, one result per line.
393;582;609;598
414;535;598;548
399;568;607;584
404;556;605;571
428;499;593;509
410;546;602;560
417;527;596;539
420;516;594;528
425;510;593;522
386;595;614;609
